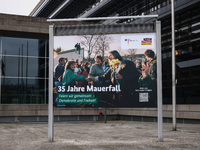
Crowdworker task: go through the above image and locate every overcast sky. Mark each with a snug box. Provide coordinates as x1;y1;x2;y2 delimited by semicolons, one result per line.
0;0;40;16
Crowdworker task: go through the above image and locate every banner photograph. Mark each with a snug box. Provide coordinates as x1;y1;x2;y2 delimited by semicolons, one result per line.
53;33;157;108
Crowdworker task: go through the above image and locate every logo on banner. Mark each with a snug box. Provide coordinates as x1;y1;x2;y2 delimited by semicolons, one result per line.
121;34;155;49
141;38;152;45
124;39;137;46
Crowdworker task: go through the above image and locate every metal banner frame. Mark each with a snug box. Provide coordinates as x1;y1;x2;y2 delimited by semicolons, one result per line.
171;0;177;131
48;15;163;142
156;21;163;141
48;25;54;141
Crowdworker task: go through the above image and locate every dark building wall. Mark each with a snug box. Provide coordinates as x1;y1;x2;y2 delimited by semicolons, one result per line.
160;2;200;105
0;14;49;104
0;13;49;38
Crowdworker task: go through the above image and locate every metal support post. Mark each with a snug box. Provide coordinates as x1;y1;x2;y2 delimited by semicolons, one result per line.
171;0;177;131
48;24;54;142
156;21;163;142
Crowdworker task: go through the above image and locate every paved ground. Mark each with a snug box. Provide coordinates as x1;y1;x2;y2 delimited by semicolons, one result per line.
0;121;200;150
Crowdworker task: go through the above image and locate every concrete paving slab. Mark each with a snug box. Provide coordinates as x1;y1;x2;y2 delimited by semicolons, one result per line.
0;121;199;150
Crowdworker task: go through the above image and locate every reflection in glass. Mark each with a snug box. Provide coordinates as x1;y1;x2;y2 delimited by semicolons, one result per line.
46;58;49;78
0;36;49;104
2;56;46;78
1;59;5;76
2;37;46;57
1;78;46;104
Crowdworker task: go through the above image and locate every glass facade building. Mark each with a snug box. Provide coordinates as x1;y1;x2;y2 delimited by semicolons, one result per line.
1;0;200;106
160;3;200;104
0;37;49;104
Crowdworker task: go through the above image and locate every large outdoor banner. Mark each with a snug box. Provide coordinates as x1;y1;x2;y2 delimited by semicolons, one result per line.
53;33;157;108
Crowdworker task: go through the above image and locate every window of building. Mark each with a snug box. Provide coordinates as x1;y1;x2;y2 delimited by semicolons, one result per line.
0;37;49;104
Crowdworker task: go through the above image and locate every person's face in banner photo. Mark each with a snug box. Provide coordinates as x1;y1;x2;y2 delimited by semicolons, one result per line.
108;52;123;80
61;59;66;66
70;63;75;71
95;57;102;65
108;53;115;62
145;55;151;62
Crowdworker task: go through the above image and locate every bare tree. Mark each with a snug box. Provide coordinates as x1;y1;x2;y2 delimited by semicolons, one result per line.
127;49;136;61
94;35;113;58
117;48;136;61
117;48;126;57
80;35;100;61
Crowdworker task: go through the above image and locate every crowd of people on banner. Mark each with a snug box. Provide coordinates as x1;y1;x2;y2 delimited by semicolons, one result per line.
53;49;157;108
